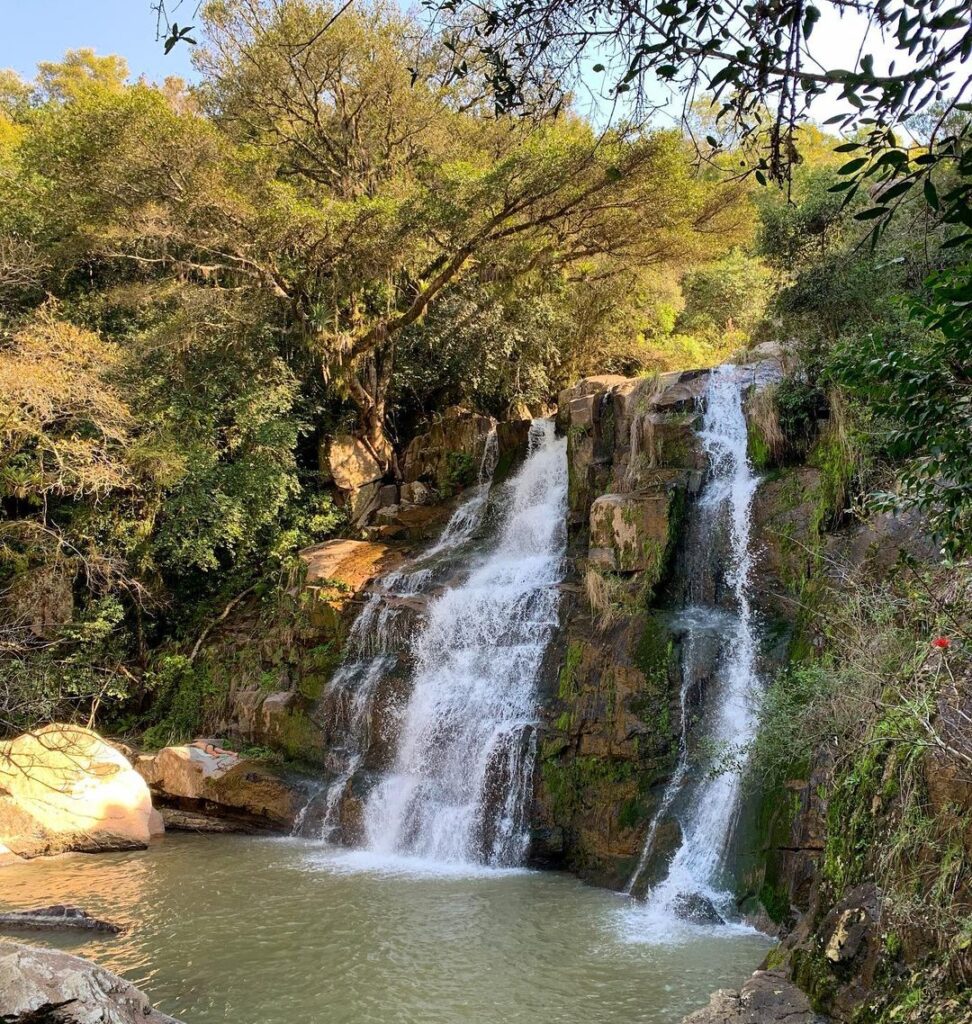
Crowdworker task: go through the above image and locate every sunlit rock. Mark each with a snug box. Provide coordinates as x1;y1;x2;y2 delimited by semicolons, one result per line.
136;741;301;829
0;940;182;1023
0;724;157;859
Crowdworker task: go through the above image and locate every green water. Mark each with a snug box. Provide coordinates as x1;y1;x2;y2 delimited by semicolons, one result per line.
0;834;772;1024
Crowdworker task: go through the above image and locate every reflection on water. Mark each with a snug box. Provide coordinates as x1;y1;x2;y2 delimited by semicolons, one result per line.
0;835;771;1024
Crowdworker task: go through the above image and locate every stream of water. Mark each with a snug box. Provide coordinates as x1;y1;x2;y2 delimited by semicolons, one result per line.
363;421;567;865
623;365;763;940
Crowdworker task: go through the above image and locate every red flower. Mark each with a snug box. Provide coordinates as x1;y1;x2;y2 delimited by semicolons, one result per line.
931;636;951;649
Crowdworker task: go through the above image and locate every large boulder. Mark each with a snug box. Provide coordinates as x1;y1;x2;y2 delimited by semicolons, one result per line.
324;435;383;492
0;725;159;860
0;940;182;1023
136;741;301;829
322;435;385;525
589;489;676;573
681;970;828;1023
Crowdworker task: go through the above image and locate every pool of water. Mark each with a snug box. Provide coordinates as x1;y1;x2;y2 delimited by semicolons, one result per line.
0;835;772;1024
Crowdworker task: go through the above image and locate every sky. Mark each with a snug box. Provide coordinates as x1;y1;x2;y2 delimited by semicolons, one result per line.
0;0;905;127
0;0;199;86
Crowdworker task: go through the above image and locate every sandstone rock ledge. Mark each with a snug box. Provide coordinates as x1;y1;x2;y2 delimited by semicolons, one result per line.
681;970;829;1024
0;940;183;1023
136;740;306;830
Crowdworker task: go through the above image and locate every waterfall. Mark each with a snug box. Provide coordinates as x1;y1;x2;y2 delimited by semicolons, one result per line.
625;364;761;930
294;431;500;841
363;421;567;866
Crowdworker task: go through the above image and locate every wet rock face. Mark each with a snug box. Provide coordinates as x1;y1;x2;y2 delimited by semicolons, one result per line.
401;408;496;494
531;369;710;888
0;725;158;861
0;940;183;1023
680;969;829;1024
532;607;681;888
793;884;884;1021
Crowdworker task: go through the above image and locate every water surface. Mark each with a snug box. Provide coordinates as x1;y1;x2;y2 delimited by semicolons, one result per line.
0;835;771;1024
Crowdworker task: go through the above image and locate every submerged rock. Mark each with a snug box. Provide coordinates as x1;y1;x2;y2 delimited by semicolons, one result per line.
0;905;121;934
0;725;159;860
0;940;182;1023
681;969;828;1023
671;892;726;925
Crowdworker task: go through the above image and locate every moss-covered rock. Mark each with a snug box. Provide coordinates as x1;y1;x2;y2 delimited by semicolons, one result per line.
589;490;675;574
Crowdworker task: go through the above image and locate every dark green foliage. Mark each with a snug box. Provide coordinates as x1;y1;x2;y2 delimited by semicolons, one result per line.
141;654;219;749
773;379;826;458
831;265;972;556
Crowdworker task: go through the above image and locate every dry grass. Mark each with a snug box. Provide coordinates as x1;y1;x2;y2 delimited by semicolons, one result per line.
623;373;666;492
747;383;785;464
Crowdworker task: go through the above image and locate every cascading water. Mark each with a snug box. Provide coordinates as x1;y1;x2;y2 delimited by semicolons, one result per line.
303;421;567;870
363;420;567;866
293;432;499;840
624;364;762;934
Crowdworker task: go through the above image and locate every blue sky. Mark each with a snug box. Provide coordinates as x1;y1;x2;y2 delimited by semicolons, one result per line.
1;0;902;127
0;0;199;85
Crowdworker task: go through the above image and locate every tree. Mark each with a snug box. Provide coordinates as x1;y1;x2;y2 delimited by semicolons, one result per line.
35;49;129;103
431;0;971;246
193;0;752;471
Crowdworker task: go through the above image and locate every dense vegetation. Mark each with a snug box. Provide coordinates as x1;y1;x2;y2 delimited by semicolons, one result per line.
0;3;764;738
2;1;971;1017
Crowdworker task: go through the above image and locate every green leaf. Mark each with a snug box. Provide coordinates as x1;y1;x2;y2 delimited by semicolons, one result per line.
876;179;913;203
924;178;940;210
854;206;890;220
838;157;868;175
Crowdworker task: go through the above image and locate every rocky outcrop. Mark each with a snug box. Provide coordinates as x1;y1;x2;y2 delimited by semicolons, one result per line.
531;370;708;886
401;407;496;495
0;940;182;1023
301;539;406;640
0;725;161;861
211;539;407;763
589;489;680;572
136;741;305;830
681;969;828;1024
323;434;386;525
